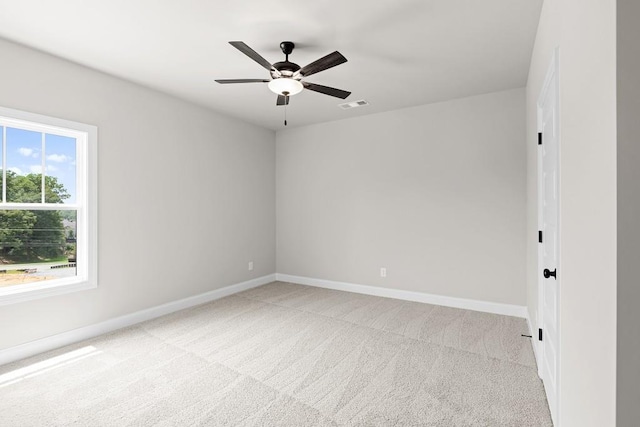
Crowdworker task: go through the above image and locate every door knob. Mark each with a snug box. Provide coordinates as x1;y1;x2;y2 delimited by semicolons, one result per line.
543;268;557;279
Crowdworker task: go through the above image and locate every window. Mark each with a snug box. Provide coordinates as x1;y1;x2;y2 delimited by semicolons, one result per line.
0;107;97;305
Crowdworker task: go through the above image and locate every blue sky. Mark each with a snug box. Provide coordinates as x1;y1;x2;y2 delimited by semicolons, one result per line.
2;127;77;204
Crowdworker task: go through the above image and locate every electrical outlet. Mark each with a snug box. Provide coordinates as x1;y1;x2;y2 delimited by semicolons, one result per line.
248;261;254;271
380;267;387;278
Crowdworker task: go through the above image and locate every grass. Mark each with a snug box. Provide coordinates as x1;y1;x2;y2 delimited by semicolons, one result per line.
0;255;70;265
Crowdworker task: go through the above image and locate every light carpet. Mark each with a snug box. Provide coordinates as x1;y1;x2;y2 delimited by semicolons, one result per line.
0;281;553;426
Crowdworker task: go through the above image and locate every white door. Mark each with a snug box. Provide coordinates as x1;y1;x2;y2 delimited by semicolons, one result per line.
538;50;560;425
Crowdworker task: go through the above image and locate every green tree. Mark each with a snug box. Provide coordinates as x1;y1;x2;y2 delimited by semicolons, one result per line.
0;171;70;262
0;210;37;259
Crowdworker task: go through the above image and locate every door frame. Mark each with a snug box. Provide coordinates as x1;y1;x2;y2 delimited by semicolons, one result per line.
537;47;561;425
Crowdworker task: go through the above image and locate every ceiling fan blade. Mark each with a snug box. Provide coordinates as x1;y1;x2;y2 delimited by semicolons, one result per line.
299;51;347;77
215;79;269;84
302;82;351;99
276;95;290;106
229;41;273;72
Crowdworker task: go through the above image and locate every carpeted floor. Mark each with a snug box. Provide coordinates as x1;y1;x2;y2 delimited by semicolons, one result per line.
0;281;553;426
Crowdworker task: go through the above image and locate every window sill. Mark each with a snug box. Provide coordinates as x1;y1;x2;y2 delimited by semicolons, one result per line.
0;277;96;306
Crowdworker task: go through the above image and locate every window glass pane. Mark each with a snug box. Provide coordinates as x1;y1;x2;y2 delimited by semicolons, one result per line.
0;209;77;287
45;134;76;204
6;127;42;203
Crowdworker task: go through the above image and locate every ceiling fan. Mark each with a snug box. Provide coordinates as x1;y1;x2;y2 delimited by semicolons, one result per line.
215;41;351;109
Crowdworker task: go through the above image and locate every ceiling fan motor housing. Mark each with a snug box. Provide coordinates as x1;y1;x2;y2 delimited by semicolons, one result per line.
271;61;301;79
270;41;302;79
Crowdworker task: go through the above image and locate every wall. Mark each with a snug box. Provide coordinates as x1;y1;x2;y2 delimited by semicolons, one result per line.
526;0;617;425
0;38;276;350
617;0;640;424
277;88;526;306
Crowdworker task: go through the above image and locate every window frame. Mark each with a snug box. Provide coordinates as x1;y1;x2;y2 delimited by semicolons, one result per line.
0;107;97;305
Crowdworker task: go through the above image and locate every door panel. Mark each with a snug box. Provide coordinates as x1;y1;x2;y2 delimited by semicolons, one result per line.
538;51;560;425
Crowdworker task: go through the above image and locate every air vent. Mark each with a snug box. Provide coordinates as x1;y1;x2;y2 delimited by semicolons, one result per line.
339;100;370;110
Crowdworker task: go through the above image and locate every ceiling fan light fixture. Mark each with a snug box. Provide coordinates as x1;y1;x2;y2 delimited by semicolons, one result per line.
268;78;303;96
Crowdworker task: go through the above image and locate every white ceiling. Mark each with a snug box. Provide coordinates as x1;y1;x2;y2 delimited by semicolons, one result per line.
0;0;542;131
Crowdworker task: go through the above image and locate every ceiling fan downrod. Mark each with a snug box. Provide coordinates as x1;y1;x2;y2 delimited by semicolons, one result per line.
280;41;294;62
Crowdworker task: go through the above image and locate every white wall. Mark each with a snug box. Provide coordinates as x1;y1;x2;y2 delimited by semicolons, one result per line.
617;0;640;424
277;88;526;306
526;0;617;425
0;38;276;350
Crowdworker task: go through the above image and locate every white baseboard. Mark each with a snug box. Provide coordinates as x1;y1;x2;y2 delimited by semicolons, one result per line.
275;273;528;318
1;273;529;367
0;274;276;367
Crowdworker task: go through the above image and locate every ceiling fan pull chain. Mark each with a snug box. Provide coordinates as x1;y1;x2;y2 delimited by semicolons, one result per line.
283;93;289;126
